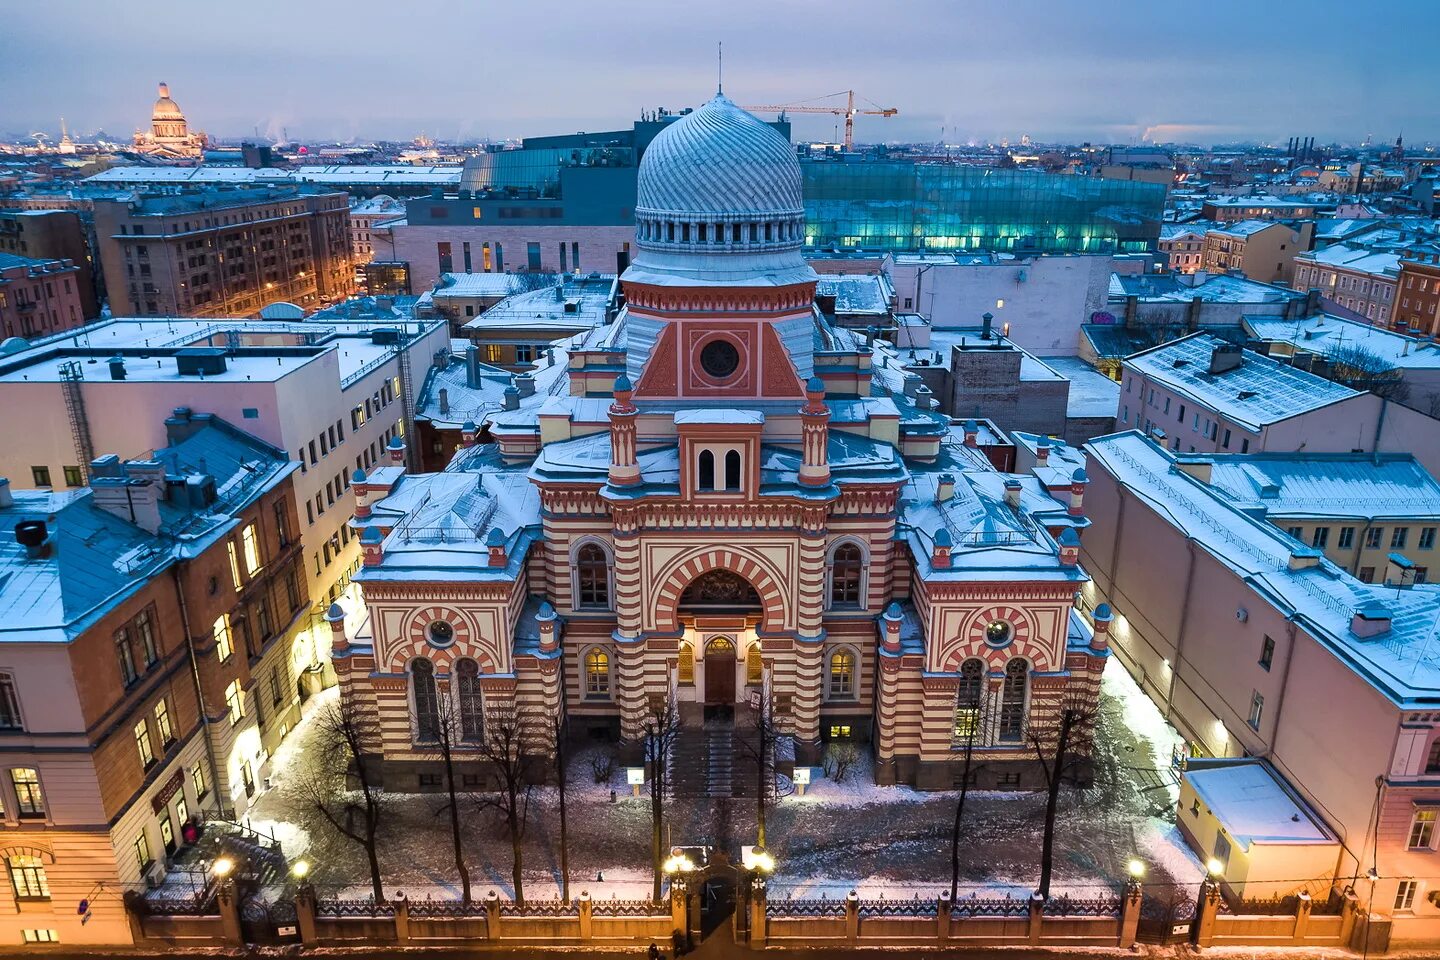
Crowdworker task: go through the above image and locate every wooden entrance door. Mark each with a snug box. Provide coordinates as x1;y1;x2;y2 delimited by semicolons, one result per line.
705;637;736;705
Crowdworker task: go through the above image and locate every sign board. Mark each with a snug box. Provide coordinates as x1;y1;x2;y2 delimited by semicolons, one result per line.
626;767;645;786
151;770;185;813
278;925;298;937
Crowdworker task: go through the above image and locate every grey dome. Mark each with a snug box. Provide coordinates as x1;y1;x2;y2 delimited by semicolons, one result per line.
637;94;802;219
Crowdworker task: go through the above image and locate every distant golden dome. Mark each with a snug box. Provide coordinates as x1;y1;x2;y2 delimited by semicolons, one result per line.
152;82;185;122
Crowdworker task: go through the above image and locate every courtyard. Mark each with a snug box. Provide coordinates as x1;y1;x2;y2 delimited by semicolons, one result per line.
241;658;1202;904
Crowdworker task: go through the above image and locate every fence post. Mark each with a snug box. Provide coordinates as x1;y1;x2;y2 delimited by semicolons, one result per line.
1119;882;1142;948
1292;891;1312;943
294;883;317;944
1339;888;1359;945
845;890;859;943
485;890;502;941
1194;879;1222;948
669;879;686;941
936;892;951;941
216;877;243;946
750;878;768;948
578;891;593;941
1027;892;1045;946
393;892;410;942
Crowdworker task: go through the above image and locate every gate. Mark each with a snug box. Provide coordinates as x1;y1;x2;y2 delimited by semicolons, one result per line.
239;894;299;945
1135;890;1195;946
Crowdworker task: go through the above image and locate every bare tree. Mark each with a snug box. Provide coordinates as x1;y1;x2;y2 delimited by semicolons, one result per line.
736;688;781;847
641;694;681;902
1028;695;1099;901
551;708;572;903
426;694;472;904
949;681;995;901
299;694;388;903
473;701;534;905
1322;343;1408;402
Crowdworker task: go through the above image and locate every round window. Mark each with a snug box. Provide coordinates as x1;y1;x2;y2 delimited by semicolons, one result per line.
699;339;740;379
984;620;1013;647
428;621;455;647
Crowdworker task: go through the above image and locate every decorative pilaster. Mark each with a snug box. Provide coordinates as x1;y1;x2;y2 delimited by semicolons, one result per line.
875;602;904;785
1068;468;1088;517
607;375;641;488
798;377;831;487
352;469;370;518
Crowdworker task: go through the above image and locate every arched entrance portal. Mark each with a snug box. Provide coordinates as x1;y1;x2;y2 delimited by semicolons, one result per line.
704;637;736;705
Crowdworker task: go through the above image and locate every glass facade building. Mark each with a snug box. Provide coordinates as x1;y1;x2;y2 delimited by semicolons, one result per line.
801;162;1166;255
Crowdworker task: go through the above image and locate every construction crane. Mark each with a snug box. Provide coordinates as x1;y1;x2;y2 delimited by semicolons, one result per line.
741;90;898;152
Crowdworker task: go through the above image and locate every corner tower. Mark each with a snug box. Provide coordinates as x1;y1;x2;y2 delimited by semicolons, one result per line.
621;94;817;401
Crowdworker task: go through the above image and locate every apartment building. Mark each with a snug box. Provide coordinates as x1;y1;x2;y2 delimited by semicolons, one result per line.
0;253;86;340
1082;431;1440;944
1201;219;1314;285
1394;247;1440;338
1292;243;1401;325
1179;451;1440;582
348;194;405;263
1199;196;1322;222
0;415;303;947
0;315;449;641
1119;332;1380;455
92;187;353;318
1159;223;1209;273
0;210;98;319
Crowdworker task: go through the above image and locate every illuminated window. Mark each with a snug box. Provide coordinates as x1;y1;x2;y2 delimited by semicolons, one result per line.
829;724;852;739
484;344;503;363
585;648;611;699
12;768;44;818
1396;879;1419;911
677;643;694;684
134;832;153;873
412;659;439;742
155;699;174;745
227;541;243;591
953;659;984;740
1410;810;1437;849
746;645;764;684
8;856;48;900
224;681;244;725
134;719;155;768
241;524;261;576
828;649;855;699
213;614;233;661
135;609;158;665
191;763;207;799
21;930;58;943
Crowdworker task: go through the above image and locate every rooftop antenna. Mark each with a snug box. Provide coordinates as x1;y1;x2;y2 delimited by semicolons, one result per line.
717;41;723;95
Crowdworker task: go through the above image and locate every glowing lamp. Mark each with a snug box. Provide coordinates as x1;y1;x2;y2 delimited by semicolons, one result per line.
1127;859;1145;879
292;860;310;880
212;857;234;878
1206;858;1224;877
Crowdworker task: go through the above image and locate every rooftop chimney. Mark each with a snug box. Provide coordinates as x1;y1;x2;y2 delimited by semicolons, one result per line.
515;373;536;398
981;312;994;340
1350;600;1392;639
1208;343;1243;375
465;344;481;389
936;473;955;503
0;478;11;510
13;520;49;559
1004;478;1023;510
108;355;126;381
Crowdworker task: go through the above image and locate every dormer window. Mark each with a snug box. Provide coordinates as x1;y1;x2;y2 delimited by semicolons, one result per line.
697;448;743;492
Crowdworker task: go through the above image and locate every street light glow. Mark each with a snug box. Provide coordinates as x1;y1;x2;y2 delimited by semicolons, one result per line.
212;857;234;878
1128;859;1145;878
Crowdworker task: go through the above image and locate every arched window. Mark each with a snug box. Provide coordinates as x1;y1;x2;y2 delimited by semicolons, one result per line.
584;647;611;699
698;450;715;491
998;658;1028;742
828;648;856;699
575;542;610;609
678;643;694;684
724;450;742;491
746;644;764;685
829;542;864;608
455;658;483;742
1427;739;1440;774
953;659;985;741
412;658;439;742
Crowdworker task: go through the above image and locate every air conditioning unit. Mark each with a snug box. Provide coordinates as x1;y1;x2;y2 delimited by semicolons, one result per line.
1236;607;1249;623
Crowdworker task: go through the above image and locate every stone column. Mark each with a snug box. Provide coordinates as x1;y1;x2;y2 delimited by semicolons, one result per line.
798;379;831;488
790;508;828;764
1193;878;1222;947
1119;879;1142;948
609;501;648;743
295;882;317;944
485;890;502;941
936;892;952;941
844;890;860;943
606;376;641;488
216;877;243;946
1027;891;1045;945
1293;891;1312;943
750;878;768;948
393;893;410;942
578;891;593;941
669;878;688;940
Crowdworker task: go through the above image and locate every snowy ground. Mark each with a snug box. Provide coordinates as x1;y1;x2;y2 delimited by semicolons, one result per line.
244;659;1200;903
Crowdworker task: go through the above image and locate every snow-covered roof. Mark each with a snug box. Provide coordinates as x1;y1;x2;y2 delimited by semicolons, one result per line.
1192;451;1440;522
1123;333;1360;431
461;276;617;335
1293;243;1402;278
1087;432;1440;708
1207;219;1292;240
1041;356;1121;419
1184;759;1334;850
1243;314;1440;371
86;164;462;187
414;339;576;430
1109;272;1302;305
430;273;531;300
816;274;895;317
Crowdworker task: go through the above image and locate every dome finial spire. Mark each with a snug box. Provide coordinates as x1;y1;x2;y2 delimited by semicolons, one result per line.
716;41;723;95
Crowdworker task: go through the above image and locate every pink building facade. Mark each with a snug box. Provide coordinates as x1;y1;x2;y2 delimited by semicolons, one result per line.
387;222;634;293
1119;332;1382;455
1083;431;1440;945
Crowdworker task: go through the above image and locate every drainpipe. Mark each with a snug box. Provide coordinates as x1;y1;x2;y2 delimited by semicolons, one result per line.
173;567;225;821
1163;540;1199;731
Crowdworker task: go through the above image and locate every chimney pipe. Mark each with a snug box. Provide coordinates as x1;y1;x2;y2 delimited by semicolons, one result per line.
981;312;994;340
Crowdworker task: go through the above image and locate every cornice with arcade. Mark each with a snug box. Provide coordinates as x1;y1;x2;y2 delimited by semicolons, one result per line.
364;582;517;604
917;581;1078;604
539;484;611;517
623;281;817;314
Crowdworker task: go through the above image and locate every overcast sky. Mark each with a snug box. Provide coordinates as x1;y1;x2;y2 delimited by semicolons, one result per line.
5;0;1438;147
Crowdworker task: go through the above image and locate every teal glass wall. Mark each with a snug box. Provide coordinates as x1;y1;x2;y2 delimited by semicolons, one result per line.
801;163;1165;254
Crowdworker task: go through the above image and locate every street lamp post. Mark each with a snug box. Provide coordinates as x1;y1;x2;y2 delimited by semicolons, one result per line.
741;845;776;947
662;848;696;953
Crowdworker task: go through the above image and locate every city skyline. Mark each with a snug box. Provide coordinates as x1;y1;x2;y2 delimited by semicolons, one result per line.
6;0;1440;147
